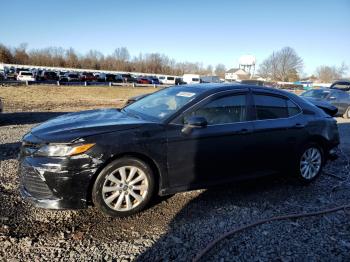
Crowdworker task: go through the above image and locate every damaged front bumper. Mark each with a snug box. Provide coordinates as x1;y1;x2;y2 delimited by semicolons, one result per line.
18;154;101;210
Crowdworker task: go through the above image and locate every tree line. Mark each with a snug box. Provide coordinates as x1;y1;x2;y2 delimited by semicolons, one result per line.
0;43;227;77
0;43;347;82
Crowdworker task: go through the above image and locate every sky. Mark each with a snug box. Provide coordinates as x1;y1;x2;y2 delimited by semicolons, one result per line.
1;0;350;75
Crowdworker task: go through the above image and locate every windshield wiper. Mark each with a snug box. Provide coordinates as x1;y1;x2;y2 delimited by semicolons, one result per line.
121;108;141;119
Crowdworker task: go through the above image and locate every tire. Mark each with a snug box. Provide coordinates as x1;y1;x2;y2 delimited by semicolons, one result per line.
295;143;324;183
92;157;155;217
343;107;350;119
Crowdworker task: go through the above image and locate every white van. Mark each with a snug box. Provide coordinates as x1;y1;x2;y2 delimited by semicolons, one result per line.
183;74;200;84
158;76;176;85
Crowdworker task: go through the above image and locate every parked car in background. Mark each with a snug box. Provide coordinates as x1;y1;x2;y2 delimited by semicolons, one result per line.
201;76;221;83
37;71;59;81
80;72;97;82
17;71;35;82
19;84;339;217
58;71;67;80
148;76;160;85
137;76;152;84
97;73;122;82
183;74;201;84
5;68;17;80
175;77;186;85
158;75;176;85
121;74;137;83
300;88;350;118
330;80;350;92
241;80;265;86
60;73;80;82
0;70;5;80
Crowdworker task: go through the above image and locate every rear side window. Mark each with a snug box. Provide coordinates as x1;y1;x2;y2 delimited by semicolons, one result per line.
287;100;301;116
254;94;300;120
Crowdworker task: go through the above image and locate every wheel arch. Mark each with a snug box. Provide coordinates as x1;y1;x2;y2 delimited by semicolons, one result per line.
87;152;163;204
307;135;329;153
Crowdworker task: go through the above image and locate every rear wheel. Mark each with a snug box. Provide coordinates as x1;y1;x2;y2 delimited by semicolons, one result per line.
92;157;155;217
296;144;324;183
343;107;350;119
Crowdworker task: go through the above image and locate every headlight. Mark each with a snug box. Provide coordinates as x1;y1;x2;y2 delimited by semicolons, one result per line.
35;143;95;157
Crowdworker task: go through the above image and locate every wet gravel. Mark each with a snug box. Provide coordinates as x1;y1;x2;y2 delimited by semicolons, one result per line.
0;112;349;261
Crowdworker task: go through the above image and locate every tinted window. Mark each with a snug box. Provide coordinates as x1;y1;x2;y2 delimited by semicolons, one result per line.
332;83;350;90
254;94;288;119
167;77;174;80
300;89;330;99
332;90;349;100
287;100;301;116
21;72;33;76
185;94;247;125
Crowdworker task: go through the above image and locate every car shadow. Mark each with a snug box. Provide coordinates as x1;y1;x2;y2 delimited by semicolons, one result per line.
0;111;69;126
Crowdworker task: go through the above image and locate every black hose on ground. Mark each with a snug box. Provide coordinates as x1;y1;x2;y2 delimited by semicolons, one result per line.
193;204;350;261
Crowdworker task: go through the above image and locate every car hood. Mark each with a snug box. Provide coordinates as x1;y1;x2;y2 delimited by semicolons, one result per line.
303;97;338;116
29;108;151;143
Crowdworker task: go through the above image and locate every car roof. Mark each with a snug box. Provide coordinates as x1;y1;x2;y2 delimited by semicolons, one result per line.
181;83;289;95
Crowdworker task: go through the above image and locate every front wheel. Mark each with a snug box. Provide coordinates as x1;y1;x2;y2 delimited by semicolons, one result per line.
296;144;324;183
92;157;155;217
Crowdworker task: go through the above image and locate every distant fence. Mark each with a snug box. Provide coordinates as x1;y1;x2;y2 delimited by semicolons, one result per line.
0;80;167;88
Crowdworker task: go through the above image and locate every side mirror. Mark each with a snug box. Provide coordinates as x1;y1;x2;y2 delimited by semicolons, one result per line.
181;116;208;135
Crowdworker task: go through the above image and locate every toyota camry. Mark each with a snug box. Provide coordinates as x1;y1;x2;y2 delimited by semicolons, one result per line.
19;84;340;217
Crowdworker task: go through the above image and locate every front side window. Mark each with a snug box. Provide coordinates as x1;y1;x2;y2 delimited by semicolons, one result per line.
184;94;247;125
254;94;300;120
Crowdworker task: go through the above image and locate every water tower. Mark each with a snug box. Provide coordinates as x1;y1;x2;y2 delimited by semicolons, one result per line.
238;55;256;77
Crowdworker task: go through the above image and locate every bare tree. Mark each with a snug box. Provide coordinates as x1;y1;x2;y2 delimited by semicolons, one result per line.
258;47;303;81
316;63;348;82
215;64;226;77
65;48;80;68
0;44;13;63
114;47;130;62
13;43;29;64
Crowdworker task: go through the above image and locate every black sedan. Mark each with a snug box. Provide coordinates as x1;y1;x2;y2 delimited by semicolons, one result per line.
19;84;340;217
300;88;350;119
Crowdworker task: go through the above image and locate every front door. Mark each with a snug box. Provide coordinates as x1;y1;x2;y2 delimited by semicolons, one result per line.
166;91;254;189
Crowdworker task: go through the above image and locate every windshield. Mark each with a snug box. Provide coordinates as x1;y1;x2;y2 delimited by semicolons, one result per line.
301;89;330;99
124;86;203;121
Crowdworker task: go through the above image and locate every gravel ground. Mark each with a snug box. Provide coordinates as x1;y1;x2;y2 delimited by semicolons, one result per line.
0;111;349;261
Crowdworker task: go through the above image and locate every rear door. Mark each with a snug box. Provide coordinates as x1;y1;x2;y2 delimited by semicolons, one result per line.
249;91;305;174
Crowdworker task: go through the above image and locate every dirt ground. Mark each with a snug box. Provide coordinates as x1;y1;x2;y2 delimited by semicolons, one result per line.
0;85;156;112
0;85;350;261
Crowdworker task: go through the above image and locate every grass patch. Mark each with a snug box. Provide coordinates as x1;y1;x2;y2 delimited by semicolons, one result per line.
0;85;156;112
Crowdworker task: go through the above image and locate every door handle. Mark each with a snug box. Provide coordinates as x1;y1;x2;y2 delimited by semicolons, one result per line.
294;123;305;129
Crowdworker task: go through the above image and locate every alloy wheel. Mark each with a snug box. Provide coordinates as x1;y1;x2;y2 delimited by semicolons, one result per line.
102;166;149;211
299;147;322;180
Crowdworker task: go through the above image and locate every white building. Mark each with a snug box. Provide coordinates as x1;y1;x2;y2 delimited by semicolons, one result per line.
225;68;250;82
